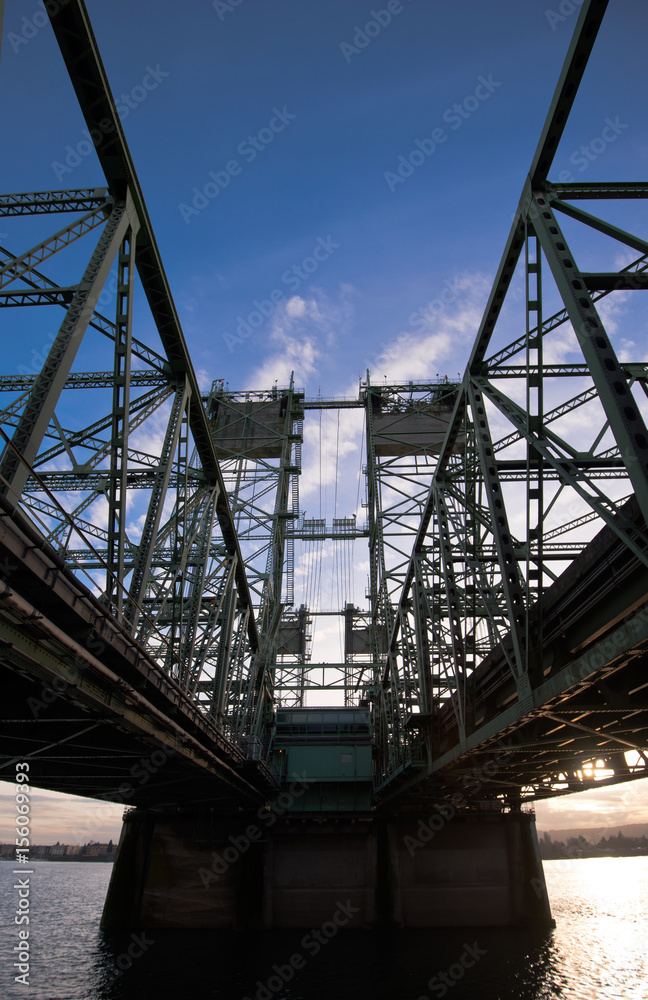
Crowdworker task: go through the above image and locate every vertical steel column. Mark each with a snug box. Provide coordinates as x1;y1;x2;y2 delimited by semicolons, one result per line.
365;380;387;764
467;382;530;697
343;602;355;708
187;546;236;703
106;224;137;618
224;605;251;729
126;380;191;630
365;381;394;661
252;380;300;722
167;402;190;676
411;557;435;762
434;490;468;741
463;409;477;732
285;416;302;610
532;191;648;523
364;378;399;768
209;559;239;719
0;201;130;500
525;227;544;684
176;487;220;692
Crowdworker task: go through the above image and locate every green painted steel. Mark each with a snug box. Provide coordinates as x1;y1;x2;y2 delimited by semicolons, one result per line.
1;0;648;813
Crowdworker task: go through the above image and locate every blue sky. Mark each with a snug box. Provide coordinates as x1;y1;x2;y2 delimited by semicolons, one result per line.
3;0;648;388
2;0;647;394
1;0;648;838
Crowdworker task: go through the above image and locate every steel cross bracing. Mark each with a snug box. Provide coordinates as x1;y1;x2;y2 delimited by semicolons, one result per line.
1;0;648;809
0;0;269;758
203;382;307;734
371;0;648;807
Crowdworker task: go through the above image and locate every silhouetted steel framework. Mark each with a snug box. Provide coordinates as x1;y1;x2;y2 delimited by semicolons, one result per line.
1;0;647;809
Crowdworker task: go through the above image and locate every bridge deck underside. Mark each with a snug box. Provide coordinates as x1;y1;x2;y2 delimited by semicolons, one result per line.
1;479;646;812
380;498;648;808
1;0;647;820
0;496;273;808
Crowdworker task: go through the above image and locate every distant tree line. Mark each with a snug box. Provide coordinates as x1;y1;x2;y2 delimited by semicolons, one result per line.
540;831;648;859
0;840;115;861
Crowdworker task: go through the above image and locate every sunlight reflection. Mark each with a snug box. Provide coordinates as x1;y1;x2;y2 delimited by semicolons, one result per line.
544;858;648;1000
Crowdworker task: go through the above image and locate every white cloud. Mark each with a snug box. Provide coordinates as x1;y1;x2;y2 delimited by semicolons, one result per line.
536;777;648;833
299;409;363;503
285;295;307;319
195;366;213;392
0;781;123;844
362;272;491;384
245;287;354;390
245;297;320;389
596;288;629;337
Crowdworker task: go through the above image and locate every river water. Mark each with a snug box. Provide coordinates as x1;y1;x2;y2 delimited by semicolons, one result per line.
0;857;646;999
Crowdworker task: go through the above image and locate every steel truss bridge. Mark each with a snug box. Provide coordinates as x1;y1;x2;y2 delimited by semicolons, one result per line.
0;0;647;816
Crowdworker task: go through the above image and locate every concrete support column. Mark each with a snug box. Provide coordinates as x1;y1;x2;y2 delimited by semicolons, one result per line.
101;808;154;930
101;808;553;930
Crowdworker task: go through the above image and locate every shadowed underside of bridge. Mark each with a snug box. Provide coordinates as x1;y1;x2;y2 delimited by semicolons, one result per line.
0;494;274;809
1;0;648;928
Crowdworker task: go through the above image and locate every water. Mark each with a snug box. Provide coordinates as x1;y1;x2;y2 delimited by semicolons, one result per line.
0;858;646;999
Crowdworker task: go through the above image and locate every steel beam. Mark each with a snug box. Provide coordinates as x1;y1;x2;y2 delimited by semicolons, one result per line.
46;0;259;650
531;191;648;524
126;381;192;627
0;204;110;288
0;188;109;215
529;0;609;186
106;223;139;618
0;198;131;499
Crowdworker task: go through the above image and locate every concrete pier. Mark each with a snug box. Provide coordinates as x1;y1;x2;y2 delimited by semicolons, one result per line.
102;808;552;930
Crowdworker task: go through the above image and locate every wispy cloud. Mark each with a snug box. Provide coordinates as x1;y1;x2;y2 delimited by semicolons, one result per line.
363;272;491;384
0;782;123;844
245;287;354;390
536;776;648;832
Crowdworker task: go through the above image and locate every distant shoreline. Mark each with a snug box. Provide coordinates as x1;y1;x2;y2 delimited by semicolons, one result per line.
542;850;648;860
0;856;113;863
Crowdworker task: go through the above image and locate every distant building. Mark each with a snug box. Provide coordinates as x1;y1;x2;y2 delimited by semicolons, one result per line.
0;840;115;861
83;842;111;856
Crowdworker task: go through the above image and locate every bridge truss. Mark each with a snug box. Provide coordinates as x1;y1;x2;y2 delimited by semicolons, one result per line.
1;0;648;810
